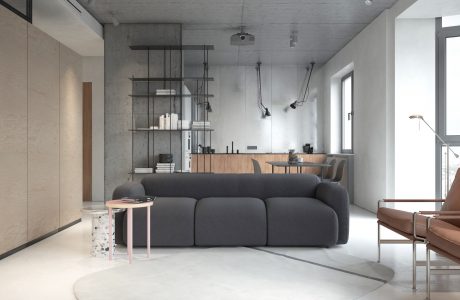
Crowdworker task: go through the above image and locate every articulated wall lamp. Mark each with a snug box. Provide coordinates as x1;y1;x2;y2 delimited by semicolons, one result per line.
290;62;315;109
409;114;459;196
256;62;271;118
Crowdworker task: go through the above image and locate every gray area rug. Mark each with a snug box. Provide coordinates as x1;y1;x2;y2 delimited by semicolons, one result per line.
74;247;393;300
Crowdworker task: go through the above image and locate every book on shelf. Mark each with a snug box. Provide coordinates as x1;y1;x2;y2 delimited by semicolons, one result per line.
192;121;210;125
134;167;153;173
155;169;175;173
156;89;176;95
120;196;155;203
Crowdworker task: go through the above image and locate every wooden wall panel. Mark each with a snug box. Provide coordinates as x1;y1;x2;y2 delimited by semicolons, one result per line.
59;45;83;227
0;6;28;254
27;26;60;241
83;82;92;201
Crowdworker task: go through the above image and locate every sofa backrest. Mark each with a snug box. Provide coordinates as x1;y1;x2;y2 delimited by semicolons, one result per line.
141;174;320;200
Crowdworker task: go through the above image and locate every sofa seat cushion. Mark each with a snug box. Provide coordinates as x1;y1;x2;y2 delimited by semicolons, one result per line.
195;197;267;246
266;197;338;246
427;218;460;260
377;207;427;238
123;197;197;247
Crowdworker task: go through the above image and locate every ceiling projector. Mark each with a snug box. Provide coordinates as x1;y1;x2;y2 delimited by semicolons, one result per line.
230;30;255;46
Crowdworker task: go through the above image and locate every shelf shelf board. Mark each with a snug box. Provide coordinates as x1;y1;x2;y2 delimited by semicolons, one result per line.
129;172;154;175
130;77;214;82
130;45;214;51
129;128;214;132
129;94;214;98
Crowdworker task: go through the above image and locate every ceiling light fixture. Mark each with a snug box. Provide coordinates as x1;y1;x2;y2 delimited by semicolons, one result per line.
111;13;120;27
364;0;373;6
290;30;298;48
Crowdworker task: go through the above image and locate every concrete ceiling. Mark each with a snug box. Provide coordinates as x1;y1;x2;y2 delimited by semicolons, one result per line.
399;0;460;19
33;0;104;56
77;0;399;65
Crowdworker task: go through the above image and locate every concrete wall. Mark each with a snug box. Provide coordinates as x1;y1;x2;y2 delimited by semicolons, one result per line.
313;0;417;213
83;57;104;202
104;24;181;198
185;65;321;154
0;6;82;255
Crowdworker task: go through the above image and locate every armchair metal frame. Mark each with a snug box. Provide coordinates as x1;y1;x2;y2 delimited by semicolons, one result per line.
377;199;445;290
421;212;460;300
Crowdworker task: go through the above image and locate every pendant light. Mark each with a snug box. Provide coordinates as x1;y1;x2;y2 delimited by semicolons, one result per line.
256;62;271;118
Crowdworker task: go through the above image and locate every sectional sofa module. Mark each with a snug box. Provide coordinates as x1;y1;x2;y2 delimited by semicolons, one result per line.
113;174;349;247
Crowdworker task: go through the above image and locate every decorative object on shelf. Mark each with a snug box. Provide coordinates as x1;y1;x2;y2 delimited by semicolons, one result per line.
303;143;314;154
256;62;271;118
288;149;299;164
409;114;460;196
159;154;173;163
289;62;315;110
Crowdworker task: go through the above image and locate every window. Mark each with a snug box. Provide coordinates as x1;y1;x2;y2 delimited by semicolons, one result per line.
437;19;460;197
445;36;460;135
0;0;32;23
341;72;353;153
442;15;460;28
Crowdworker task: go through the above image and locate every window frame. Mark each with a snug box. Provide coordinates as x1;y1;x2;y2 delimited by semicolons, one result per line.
436;18;460;198
341;71;354;154
0;0;32;23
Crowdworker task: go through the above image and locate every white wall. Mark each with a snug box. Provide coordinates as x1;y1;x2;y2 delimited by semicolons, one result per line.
395;19;436;205
83;57;104;202
187;65;322;154
313;0;417;213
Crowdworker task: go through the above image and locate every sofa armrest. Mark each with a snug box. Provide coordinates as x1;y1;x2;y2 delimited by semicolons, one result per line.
112;182;146;200
112;182;145;245
315;182;349;244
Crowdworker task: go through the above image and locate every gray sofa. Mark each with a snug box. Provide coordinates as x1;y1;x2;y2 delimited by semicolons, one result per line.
112;173;349;247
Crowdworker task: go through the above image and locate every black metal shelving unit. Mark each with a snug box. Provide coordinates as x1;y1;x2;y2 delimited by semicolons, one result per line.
129;44;214;176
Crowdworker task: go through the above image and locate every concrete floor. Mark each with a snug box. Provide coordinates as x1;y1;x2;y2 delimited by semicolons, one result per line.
0;205;459;300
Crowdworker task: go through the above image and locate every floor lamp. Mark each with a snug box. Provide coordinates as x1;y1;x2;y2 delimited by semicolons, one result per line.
409;115;459;196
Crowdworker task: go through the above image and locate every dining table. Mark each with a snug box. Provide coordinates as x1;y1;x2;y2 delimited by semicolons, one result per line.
266;161;332;178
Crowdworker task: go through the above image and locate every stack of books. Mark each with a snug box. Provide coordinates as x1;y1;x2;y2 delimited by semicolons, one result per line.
155;163;175;173
134;167;153;174
156;89;176;96
192;121;211;130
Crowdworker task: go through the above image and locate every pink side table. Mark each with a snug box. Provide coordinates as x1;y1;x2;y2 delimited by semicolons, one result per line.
106;199;153;264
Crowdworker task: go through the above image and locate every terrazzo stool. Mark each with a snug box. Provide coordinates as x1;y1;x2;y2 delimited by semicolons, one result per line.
81;206;121;257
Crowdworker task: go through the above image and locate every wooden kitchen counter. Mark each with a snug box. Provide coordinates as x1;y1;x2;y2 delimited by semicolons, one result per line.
191;153;327;174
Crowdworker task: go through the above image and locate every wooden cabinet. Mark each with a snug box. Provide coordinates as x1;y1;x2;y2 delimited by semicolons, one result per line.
191;154;327;174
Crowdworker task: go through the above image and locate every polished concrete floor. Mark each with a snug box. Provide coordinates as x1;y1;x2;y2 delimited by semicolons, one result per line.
0;205;459;300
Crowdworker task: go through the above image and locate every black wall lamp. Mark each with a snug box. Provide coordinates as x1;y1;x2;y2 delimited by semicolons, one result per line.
256;62;271;118
290;62;315;109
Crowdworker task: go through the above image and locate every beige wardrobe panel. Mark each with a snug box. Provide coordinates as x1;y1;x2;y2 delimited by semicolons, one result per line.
59;45;83;227
27;25;60;241
0;6;28;254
